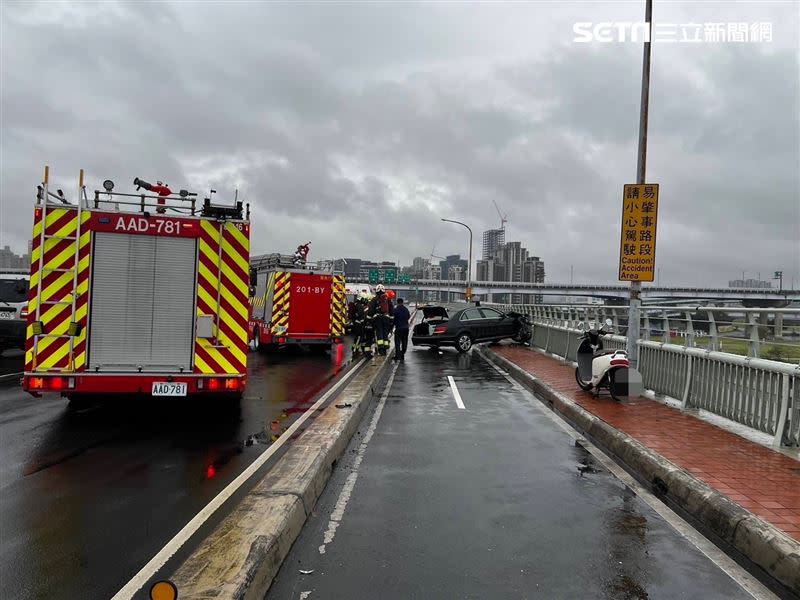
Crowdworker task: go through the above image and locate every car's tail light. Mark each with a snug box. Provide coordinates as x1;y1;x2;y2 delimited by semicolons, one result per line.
610;359;629;367
433;326;448;335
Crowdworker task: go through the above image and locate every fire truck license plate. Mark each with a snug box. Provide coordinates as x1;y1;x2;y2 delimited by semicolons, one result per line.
152;382;187;396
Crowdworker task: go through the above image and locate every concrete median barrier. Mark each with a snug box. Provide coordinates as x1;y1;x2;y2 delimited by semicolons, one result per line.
478;346;800;598
170;353;394;599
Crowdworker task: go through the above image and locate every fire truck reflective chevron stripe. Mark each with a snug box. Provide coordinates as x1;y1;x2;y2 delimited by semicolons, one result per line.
25;207;91;372
330;275;346;337
194;220;250;375
272;271;291;328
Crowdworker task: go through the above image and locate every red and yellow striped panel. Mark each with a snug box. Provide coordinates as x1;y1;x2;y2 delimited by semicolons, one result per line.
330;275;346;337
25;207;92;372
194;220;250;375
271;271;291;332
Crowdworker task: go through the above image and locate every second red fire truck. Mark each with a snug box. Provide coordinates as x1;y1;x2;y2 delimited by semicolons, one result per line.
249;248;347;352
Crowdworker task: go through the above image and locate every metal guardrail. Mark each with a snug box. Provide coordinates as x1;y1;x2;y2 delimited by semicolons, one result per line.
493;303;800;361
505;306;799;448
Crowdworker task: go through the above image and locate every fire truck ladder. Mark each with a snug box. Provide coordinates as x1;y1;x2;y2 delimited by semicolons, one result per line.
32;166;85;371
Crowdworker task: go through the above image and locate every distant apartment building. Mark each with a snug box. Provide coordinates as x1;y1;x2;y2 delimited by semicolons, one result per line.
475;229;545;304
423;263;442;302
0;245;30;270
482;228;505;260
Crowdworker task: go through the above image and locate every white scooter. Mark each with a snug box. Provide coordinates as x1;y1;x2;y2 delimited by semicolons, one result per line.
575;319;641;401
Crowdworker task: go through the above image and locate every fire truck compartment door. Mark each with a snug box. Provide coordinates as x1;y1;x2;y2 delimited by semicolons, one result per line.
88;233;197;372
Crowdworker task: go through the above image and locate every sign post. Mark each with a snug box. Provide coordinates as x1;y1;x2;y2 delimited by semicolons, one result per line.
626;0;653;370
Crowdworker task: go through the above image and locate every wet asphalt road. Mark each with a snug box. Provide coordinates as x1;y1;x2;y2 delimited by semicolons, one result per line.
267;344;754;600
0;345;351;600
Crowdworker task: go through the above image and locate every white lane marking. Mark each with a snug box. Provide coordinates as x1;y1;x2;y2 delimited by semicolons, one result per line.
447;375;465;409
481;354;778;600
319;362;399;554
299;592;312;599
111;358;367;600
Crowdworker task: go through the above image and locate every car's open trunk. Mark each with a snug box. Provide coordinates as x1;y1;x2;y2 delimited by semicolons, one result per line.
413;306;449;336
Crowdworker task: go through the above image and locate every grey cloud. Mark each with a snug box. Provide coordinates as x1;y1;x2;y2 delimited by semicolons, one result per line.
1;1;798;287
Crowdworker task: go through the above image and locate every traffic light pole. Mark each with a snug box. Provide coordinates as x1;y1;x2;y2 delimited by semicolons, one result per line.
627;0;653;370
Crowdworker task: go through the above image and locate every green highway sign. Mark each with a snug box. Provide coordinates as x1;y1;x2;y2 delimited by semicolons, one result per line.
384;270;397;284
368;269;380;284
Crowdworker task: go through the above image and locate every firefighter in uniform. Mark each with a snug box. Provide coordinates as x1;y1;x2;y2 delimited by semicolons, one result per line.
351;295;369;357
369;284;393;355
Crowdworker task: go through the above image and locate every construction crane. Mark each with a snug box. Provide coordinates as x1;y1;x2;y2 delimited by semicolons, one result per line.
492;199;508;231
429;244;446;263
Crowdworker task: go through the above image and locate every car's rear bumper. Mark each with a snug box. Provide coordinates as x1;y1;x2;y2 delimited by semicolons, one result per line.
411;335;455;347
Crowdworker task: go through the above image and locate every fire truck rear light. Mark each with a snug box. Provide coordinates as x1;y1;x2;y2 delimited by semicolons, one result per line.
278;337;285;344
207;378;221;391
29;376;73;390
224;378;239;391
20;307;28;319
433;326;448;335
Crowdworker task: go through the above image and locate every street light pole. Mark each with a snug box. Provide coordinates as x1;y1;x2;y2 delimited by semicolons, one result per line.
627;0;653;370
441;218;473;301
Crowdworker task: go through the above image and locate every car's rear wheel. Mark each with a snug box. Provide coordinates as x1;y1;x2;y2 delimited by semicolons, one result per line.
456;333;472;353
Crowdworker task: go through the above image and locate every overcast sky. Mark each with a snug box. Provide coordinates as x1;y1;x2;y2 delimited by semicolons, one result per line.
1;1;798;287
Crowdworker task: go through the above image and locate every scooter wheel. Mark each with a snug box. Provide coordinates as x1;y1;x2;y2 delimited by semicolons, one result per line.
574;367;593;392
609;370;622;401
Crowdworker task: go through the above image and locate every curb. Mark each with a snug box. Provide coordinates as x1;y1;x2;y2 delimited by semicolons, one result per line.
478;346;800;598
169;352;396;599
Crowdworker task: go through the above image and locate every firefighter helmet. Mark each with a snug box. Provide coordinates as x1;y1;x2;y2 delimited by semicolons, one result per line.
375;284;385;293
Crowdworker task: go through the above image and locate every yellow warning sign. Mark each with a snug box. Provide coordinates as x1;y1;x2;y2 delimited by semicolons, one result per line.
618;184;659;282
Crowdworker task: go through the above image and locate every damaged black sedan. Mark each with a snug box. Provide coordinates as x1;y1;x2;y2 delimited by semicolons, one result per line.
411;305;532;353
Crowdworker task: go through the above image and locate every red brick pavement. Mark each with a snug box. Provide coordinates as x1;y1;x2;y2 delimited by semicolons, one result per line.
494;345;800;542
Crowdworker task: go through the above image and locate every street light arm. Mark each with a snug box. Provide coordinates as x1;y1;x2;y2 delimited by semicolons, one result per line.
441;217;474;299
440;218;473;236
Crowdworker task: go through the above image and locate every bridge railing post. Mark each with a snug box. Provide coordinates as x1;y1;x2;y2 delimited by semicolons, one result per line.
684;311;695;348
662;309;671;345
642;310;651;341
611;308;620;335
747;311;760;358
706;309;719;352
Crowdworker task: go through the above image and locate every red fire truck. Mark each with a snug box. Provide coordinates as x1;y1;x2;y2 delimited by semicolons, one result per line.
22;167;251;400
249;251;346;352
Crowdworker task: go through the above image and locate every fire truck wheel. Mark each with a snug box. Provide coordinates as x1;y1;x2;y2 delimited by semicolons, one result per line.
252;327;262;352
